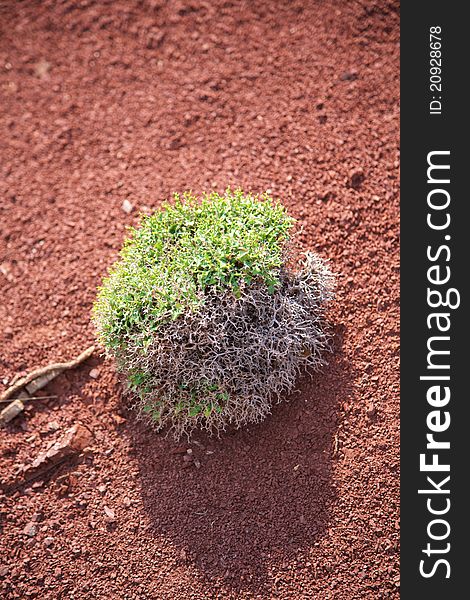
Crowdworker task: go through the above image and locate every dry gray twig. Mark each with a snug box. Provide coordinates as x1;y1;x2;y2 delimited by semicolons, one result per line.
0;346;95;427
0;345;95;404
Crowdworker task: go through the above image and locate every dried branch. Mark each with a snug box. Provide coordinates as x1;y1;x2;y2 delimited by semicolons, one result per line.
0;345;95;404
0;395;58;404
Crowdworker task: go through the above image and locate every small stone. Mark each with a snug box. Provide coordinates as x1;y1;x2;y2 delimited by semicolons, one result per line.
366;403;376;418
44;537;54;547
89;368;100;379
48;421;60;432
0;262;13;282
104;506;116;522
34;59;51;79
122;199;133;214
4;326;13;339
146;30;165;50
22;522;37;537
22;424;93;482
0;399;25;425
98;485;107;494
0;565;10;577
183;113;195;127
111;413;126;425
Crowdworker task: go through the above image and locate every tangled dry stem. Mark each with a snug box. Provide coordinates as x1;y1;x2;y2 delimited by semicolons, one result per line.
110;252;335;439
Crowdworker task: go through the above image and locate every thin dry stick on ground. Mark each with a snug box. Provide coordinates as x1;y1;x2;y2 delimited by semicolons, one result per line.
0;345;95;404
0;346;95;426
0;395;58;404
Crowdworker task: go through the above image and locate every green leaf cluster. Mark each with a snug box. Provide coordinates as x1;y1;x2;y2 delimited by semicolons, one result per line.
93;189;295;351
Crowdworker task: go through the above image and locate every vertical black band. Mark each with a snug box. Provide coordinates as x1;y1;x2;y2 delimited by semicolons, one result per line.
401;3;467;597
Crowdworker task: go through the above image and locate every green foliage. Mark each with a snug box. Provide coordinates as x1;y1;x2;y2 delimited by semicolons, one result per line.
93;189;295;352
92;189;334;438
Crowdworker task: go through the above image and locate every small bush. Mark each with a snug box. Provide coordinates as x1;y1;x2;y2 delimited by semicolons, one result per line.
93;189;335;438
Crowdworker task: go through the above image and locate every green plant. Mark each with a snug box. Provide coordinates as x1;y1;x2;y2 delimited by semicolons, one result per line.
93;189;335;438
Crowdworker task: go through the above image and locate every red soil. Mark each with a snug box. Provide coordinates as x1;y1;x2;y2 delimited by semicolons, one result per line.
0;1;399;598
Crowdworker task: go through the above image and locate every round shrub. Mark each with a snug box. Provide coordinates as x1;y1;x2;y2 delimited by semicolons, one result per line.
93;190;335;438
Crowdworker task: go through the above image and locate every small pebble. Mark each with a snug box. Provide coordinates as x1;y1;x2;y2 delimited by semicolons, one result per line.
0;565;10;577
22;522;37;537
104;506;116;522
112;413;126;425
122;199;133;214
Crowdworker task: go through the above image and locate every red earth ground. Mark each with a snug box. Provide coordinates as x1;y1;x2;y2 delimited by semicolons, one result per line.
0;1;399;598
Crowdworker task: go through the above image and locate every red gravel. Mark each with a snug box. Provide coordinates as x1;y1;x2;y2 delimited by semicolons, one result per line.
0;1;399;598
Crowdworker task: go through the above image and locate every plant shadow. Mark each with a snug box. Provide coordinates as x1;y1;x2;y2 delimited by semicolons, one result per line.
124;324;352;594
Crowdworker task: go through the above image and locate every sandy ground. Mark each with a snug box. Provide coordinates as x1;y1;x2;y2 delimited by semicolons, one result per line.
0;1;399;598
